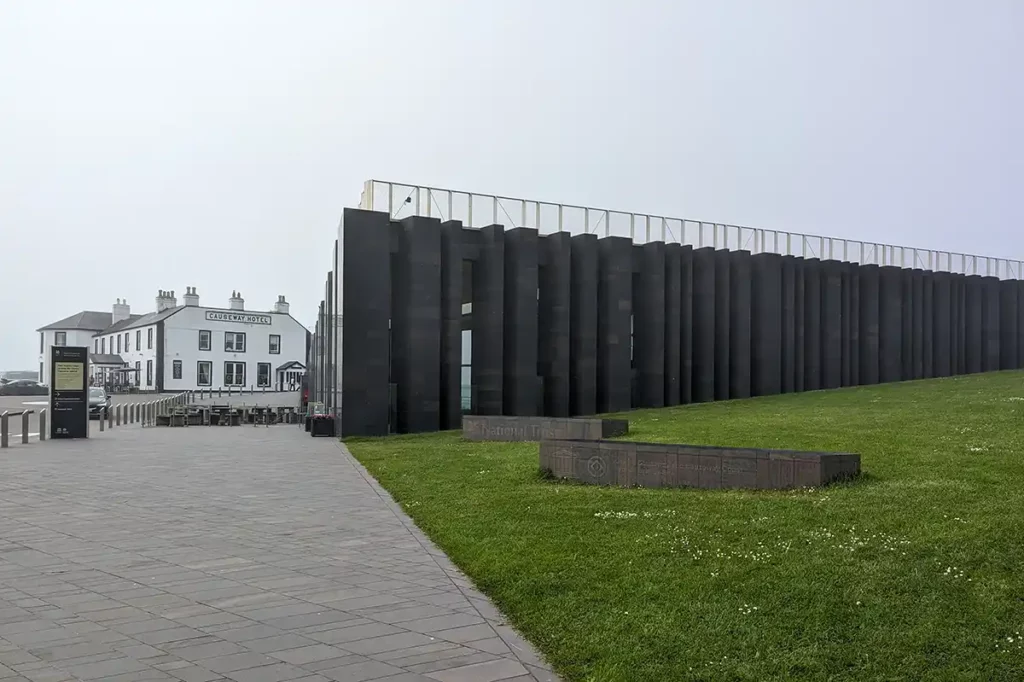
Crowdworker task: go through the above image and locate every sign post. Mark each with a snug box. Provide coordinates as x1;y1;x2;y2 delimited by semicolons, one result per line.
50;346;89;439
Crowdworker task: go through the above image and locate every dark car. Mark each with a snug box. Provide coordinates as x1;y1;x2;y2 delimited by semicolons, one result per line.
88;387;111;419
0;380;48;396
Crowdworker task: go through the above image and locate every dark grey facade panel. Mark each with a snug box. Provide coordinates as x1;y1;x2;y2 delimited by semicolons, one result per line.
900;269;914;381
841;263;852;387
921;270;933;378
539;232;572;417
713;249;731;401
964;275;983;374
751;252;782;396
663;243;682;406
952;275;965;375
679;245;694;404
502;228;540;416
803;258;822;391
439;221;464;430
597;236;633;413
981;276;1001;372
878;266;903;383
911;270;924;380
793;257;806;392
859;264;880;385
1018;280;1024;369
932;272;952;377
848;262;860;386
999;279;1019;370
821;259;842;389
636;242;667;408
729;250;752;399
691;247;716;402
569;234;599;416
473;225;506;415
780;256;796;393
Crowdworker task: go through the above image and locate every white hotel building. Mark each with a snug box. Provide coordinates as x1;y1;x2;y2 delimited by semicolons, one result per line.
37;289;309;392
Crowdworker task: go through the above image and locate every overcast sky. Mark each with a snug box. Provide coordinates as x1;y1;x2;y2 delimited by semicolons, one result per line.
1;1;1020;370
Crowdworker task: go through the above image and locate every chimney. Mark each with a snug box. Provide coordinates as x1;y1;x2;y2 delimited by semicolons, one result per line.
112;298;131;323
273;295;290;314
155;289;178;313
229;291;245;311
183;286;200;307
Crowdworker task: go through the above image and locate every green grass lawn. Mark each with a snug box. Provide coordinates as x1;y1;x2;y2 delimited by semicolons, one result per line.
346;372;1024;681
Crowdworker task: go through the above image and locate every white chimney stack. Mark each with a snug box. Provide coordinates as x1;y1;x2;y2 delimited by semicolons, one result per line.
112;298;131;323
229;291;245;311
183;286;200;307
155;290;177;313
273;295;290;314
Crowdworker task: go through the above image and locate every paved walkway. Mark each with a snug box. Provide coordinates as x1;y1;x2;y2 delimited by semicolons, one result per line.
0;425;558;682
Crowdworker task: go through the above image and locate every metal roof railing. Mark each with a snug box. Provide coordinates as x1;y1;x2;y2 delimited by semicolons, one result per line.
359;179;1023;280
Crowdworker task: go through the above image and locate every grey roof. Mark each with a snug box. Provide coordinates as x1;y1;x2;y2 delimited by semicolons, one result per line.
90;353;125;365
112;306;183;332
37;311;112;332
98;314;144;335
276;361;305;372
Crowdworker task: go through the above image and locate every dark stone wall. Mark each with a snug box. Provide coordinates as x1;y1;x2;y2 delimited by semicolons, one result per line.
329;210;1024;436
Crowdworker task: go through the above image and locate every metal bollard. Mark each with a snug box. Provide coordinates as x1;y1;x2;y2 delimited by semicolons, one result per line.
115;405;121;426
1;411;8;448
107;406;113;429
22;411;30;444
99;410;105;432
39;409;47;441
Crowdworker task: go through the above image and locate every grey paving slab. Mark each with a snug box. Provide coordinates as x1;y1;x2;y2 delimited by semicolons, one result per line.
0;426;559;682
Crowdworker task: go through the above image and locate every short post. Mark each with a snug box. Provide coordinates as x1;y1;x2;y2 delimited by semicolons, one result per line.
39;409;47;441
107;406;113;429
21;411;31;444
128;404;134;424
0;411;8;448
115;405;121;426
99;410;105;432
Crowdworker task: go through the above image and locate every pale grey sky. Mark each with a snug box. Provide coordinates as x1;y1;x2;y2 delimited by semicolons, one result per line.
1;0;1020;369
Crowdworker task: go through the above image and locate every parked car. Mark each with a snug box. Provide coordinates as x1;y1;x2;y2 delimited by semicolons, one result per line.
88;387;110;419
0;380;48;396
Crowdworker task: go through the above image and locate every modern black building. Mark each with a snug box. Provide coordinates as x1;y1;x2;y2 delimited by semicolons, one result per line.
308;208;1024;437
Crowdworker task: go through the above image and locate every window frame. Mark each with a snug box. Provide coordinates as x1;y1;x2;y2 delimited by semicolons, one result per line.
172;360;182;380
136;330;141;350
40;332;44;354
256;362;271;387
146;359;153;386
101;337;106;354
147;328;153;350
116;334;122;354
269;334;281;355
197;361;212;386
198;329;212;351
55;331;67;346
224;331;246;353
135;361;141;387
223;361;246;387
124;332;130;352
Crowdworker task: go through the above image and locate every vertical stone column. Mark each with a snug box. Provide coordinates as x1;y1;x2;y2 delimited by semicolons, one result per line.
539;232;571;417
663;244;682;406
635;242;666;408
473;225;505;415
502;228;540;415
569;234;598;416
821;260;842;389
337;208;392;436
691;247;716;402
597;237;633;413
439;221;464;430
859;264;880;385
751;252;782;396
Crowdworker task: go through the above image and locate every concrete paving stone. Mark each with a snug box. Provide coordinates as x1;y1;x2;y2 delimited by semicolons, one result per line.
269;645;348;666
305;623;404;645
293;654;370;673
432;627;501;646
338;632;440;657
222;662;309;682
382;646;485;670
318;659;406;682
213;626;288;644
407;653;501;676
164;640;247;661
242;635;320;655
198;653;279;674
162;664;226;682
424;659;530;682
399;615;487;636
461;639;512;657
370;642;462;665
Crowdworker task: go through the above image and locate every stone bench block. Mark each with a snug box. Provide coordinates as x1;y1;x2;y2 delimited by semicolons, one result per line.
539;439;859;490
462;415;628;442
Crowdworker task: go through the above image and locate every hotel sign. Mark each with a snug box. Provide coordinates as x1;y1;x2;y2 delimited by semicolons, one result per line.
205;311;272;325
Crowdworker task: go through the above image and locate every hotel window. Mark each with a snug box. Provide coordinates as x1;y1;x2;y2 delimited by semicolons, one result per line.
257;362;271;387
40;333;44;354
94;339;99;353
55;332;67;346
146;360;153;386
224;361;245;387
269;334;281;354
116;334;122;354
198;329;212;351
224;332;246;353
172;360;182;380
101;337;106;354
197;361;212;386
135;361;141;386
125;332;130;352
147;328;153;349
136;330;141;350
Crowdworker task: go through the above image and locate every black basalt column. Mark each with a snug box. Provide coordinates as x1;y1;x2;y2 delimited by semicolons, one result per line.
439;221;463;430
901;269;914;381
338;208;391;437
932;272;952;377
714;249;732;400
393;216;442;433
841;263;852;386
473;225;505;414
729;250;752;399
951;275;964;375
539;232;571;416
503;228;540;415
921;271;934;378
780;256;797;393
1018;280;1024;369
964;275;983;374
691;247;716;402
911;270;924;380
680;245;694;404
999;279;1019;370
848;262;861;385
636;242;666;407
794;258;806;392
597;236;633;413
878;266;904;383
663;244;682;406
751;252;782;396
859;264;880;385
803;259;822;391
570;234;599;416
981;276;1001;372
821;260;842;389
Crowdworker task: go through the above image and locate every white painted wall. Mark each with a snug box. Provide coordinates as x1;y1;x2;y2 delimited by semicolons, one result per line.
161;306;307;392
37;329;97;385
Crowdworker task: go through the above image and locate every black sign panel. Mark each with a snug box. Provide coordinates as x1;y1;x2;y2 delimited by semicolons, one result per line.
50;346;89;439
